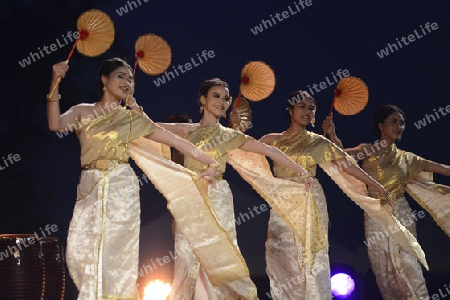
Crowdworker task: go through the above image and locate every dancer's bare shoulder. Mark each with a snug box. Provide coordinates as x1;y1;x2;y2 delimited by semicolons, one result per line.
259;132;285;144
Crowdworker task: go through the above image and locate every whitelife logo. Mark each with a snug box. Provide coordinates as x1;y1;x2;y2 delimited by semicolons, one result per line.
376;22;439;59
18;31;80;68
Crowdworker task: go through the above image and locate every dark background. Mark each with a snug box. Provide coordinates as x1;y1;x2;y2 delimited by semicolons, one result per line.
0;0;449;299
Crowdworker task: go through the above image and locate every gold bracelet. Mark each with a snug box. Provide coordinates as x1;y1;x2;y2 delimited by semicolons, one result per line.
47;94;61;102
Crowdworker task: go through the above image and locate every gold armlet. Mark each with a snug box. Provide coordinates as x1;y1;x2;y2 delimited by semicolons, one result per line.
47;94;61;102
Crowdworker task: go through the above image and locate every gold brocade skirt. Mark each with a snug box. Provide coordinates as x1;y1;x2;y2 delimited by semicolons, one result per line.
265;182;332;300
365;196;429;300
169;180;257;300
66;164;140;300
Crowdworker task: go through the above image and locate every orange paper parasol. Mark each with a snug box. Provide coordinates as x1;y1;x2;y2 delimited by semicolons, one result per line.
231;61;275;129
48;10;115;98
324;76;369;136
239;61;276;102
124;34;172;106
328;76;369;116
134;34;172;77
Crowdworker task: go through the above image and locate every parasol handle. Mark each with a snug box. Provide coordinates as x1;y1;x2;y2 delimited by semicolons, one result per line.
48;60;69;99
235;91;242;109
48;37;79;99
323;97;335;137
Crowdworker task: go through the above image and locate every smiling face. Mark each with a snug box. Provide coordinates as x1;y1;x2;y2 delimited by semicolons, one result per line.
288;98;316;127
200;85;231;118
378;112;405;142
102;66;133;100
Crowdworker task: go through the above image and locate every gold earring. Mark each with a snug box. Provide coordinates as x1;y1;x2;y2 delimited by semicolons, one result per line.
310;116;315;127
102;84;106;92
199;104;204;113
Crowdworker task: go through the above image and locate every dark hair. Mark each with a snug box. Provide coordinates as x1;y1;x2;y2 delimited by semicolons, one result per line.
285;90;316;124
199;77;229;98
98;58;132;95
165;114;192;123
371;104;406;138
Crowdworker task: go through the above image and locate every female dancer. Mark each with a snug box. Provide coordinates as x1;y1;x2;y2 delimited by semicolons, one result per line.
157;78;316;299
331;104;450;299
47;58;218;299
257;92;427;299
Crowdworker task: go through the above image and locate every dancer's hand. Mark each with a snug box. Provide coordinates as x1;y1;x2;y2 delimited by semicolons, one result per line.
378;187;395;209
52;61;69;83
322;114;337;137
299;171;314;192
199;166;217;188
126;84;136;105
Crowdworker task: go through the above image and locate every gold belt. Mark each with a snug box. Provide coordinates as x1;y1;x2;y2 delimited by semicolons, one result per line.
82;159;127;171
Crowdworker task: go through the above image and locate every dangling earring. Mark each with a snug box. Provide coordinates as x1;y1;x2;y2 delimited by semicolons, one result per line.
102;84;106;92
199;104;204;113
310;116;315;127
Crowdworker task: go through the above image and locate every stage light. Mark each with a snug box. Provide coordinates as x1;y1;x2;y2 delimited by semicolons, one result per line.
142;279;171;300
331;273;355;299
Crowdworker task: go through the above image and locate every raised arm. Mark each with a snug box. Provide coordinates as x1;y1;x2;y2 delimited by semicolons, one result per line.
127;96;149;118
124;82;150;119
322;115;343;148
47;62;82;132
239;139;310;177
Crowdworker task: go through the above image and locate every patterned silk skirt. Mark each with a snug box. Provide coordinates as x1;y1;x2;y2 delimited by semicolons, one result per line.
365;196;429;300
169;180;257;300
66;164;141;300
265;183;332;300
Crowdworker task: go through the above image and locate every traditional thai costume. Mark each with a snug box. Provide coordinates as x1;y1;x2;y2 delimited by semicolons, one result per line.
264;131;430;300
363;143;450;300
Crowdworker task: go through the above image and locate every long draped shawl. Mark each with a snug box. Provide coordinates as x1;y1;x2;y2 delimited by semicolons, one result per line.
131;124;430;292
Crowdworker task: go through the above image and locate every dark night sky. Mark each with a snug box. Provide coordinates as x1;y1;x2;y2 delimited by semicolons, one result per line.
1;0;449;299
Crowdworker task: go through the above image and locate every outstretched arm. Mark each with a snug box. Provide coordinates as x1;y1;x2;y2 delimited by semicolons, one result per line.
156;122;187;137
146;127;217;181
335;158;392;205
424;161;450;176
239;139;310;177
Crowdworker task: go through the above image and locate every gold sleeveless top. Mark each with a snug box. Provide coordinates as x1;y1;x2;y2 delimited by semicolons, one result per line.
76;106;159;168
269;130;347;179
362;143;430;200
184;123;252;175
